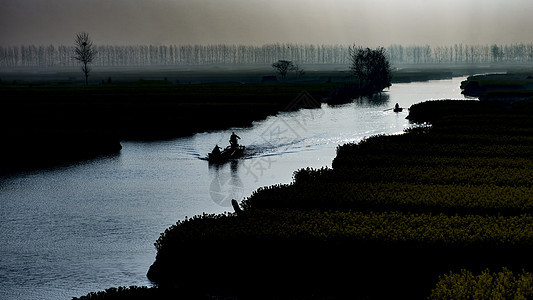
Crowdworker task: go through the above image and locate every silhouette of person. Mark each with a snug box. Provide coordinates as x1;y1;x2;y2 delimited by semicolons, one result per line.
395;103;400;110
212;144;221;155
229;132;241;148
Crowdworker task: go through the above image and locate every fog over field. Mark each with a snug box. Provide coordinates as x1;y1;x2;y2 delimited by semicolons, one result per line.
1;0;532;46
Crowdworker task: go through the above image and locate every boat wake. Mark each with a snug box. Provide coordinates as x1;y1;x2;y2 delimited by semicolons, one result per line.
195;136;311;162
242;136;316;159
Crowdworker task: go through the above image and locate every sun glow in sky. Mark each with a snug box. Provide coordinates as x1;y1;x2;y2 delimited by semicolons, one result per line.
1;0;533;46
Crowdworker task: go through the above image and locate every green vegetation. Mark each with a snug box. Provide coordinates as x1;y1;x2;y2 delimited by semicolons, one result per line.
429;268;533;300
145;98;533;298
243;182;533;215
155;211;533;249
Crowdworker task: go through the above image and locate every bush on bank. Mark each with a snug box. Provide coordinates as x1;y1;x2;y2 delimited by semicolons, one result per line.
429;268;533;300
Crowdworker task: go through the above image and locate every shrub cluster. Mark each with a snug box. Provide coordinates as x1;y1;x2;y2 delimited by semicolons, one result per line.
429;268;533;300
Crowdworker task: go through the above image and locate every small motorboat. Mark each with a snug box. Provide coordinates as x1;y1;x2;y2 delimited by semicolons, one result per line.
208;145;246;163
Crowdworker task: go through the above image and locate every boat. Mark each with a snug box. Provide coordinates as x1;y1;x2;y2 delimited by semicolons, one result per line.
207;145;246;163
384;103;404;113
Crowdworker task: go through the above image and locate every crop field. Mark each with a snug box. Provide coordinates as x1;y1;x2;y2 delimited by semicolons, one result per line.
155;210;533;249
429;268;533;300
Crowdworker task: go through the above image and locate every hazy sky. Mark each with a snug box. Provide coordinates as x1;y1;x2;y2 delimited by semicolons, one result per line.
1;0;533;46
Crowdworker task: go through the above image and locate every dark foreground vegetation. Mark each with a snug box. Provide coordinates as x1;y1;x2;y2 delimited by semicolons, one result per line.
74;269;533;300
139;99;533;299
429;268;533;299
461;72;533;102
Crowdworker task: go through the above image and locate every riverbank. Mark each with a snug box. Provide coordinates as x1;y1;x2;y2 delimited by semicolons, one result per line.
461;71;533;101
140;98;533;299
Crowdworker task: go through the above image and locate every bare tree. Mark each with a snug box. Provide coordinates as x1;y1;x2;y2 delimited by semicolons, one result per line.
74;32;97;85
272;60;295;79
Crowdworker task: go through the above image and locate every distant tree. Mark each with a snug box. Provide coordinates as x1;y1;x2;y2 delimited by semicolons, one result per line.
349;45;392;92
491;44;503;63
272;60;295;79
292;63;305;78
74;32;97;85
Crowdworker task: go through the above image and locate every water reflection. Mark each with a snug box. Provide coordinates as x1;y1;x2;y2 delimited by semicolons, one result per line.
353;92;391;106
325;92;391;109
208;160;244;207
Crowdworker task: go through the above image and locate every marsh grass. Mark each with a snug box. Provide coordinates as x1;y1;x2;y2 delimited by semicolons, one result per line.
429;268;533;300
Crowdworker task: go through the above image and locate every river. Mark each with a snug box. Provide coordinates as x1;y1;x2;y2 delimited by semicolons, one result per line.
0;77;466;299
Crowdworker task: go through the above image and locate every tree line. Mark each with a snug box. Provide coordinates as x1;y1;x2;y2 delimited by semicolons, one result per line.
389;44;533;64
2;43;533;68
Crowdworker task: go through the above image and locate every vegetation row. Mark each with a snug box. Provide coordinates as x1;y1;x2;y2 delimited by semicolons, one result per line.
429;268;533;300
154;210;533;252
291;164;533;187
243;182;533;215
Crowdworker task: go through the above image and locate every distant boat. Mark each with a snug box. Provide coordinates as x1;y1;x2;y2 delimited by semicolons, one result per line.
383;105;404;113
393;103;403;112
207;145;245;164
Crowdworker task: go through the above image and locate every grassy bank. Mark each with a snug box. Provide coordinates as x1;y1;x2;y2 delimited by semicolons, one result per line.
142;98;533;299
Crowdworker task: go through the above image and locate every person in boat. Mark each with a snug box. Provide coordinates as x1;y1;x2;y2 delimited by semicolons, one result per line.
211;144;221;156
229;132;241;149
394;103;400;111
